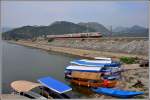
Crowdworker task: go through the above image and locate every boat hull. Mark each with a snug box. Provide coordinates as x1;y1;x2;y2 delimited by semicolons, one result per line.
92;87;144;98
70;79;117;88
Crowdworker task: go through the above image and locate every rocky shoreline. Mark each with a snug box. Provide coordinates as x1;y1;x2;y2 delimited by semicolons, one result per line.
8;39;148;60
48;38;148;56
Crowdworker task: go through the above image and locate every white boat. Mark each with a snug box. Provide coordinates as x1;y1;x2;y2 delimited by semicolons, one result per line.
70;59;121;67
80;59;112;64
94;57;111;61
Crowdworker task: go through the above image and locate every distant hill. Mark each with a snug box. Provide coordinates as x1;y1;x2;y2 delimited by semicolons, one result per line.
2;21;149;40
112;25;149;37
47;21;96;34
2;21;96;40
113;26;129;33
78;22;111;36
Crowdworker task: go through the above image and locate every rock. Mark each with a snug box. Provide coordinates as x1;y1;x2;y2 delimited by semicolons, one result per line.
47;38;148;56
132;80;144;88
139;60;149;67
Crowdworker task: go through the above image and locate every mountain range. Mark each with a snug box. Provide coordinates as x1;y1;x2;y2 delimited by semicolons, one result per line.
112;25;149;37
2;21;149;40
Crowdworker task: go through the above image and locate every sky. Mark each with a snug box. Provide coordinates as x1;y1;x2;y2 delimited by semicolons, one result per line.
1;1;149;28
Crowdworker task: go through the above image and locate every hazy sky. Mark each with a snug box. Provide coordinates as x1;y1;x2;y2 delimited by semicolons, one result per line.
1;1;149;28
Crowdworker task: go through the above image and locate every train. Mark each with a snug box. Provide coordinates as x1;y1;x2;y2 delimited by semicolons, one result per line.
47;32;102;38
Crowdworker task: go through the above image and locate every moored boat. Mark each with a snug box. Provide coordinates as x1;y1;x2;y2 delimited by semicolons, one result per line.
70;79;117;88
11;80;47;99
11;76;72;99
94;57;111;61
37;76;72;99
65;65;122;80
70;59;121;67
92;87;144;98
68;71;117;88
70;79;103;87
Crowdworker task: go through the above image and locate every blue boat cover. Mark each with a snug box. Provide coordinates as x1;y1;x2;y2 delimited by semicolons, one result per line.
92;87;144;98
38;77;72;94
70;60;121;67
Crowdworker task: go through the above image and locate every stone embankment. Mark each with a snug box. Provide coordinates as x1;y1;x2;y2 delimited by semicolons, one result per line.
48;38;148;56
9;38;148;60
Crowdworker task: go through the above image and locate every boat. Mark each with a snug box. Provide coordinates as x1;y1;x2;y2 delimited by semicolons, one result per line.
11;80;47;99
70;59;121;67
65;65;121;79
68;71;117;88
94;57;111;61
65;65;121;73
65;65;102;78
37;76;72;98
91;87;144;98
11;77;72;99
79;59;112;63
70;79;103;87
71;79;117;88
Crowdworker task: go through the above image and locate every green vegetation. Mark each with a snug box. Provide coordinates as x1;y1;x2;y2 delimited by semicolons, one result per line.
120;57;136;64
15;38;19;41
48;38;54;42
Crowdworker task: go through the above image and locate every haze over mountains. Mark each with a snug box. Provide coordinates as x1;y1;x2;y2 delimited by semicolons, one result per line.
2;21;149;40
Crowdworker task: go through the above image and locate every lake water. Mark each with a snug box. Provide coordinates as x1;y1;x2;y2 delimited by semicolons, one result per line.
2;42;95;98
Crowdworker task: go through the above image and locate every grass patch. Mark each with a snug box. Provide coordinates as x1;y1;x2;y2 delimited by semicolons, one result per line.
120;57;136;64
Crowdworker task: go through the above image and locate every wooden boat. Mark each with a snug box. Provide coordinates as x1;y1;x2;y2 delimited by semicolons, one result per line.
65;65;122;80
65;66;102;79
102;80;117;88
11;77;72;99
92;87;144;98
69;71;117;88
70;79;117;88
70;79;103;87
11;80;47;99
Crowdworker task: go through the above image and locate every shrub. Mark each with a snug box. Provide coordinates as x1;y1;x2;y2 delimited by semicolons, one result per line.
15;38;19;41
48;38;54;42
120;57;136;64
32;38;36;42
81;38;85;41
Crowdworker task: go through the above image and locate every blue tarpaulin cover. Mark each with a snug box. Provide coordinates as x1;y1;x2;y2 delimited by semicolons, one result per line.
38;77;72;94
70;60;120;67
92;87;144;98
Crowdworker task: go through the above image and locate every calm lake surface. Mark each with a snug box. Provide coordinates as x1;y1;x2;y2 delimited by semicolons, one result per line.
2;42;94;98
